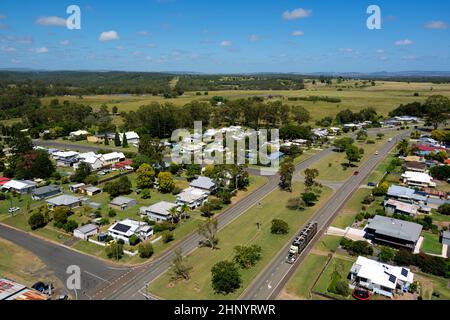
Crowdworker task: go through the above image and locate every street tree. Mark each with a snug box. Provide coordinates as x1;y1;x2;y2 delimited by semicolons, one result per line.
170;249;193;281
211;261;242;295
198;218;219;250
279;157;295;192
304;168;319;189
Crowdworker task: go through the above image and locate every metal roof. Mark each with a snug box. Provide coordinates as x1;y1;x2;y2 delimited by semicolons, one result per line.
367;215;423;242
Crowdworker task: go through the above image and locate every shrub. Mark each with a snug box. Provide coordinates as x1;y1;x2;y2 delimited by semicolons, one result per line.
28;212;46;230
129;234;140;246
171;187;182;195
141;189;152;199
378;247;395;262
138;241;154;258
108;209;117;218
161;230;174;243
271;219;289;235
211;261;242;295
105;242;124;260
63;220;79;233
153;221;176;233
437;203;450;216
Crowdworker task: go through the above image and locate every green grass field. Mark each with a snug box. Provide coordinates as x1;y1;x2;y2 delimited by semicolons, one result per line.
415;272;450;300
309;132;399;182
40;81;450;123
421;232;443;255
312;255;356;300
283;254;330;299
148;182;333;300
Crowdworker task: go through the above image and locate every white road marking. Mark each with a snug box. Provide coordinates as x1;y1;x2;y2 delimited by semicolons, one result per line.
84;271;111;284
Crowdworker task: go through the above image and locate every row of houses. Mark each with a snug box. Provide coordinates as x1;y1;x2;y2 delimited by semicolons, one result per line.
69;130;140;146
52;150;127;171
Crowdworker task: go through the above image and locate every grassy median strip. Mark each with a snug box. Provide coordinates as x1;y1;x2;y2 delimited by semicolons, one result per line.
148;182;333;300
309;132;399;182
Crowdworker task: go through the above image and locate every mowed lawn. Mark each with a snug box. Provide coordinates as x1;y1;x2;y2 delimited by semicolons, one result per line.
309;132;399;182
283;254;330;299
312;254;356;300
421;232;443;255
148;182;334;300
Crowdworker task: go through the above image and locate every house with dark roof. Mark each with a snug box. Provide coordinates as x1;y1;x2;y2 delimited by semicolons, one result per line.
365;215;423;251
403;161;427;173
107;219;153;244
32;185;62;200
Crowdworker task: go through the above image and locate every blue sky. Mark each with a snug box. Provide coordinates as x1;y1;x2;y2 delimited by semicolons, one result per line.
0;0;449;73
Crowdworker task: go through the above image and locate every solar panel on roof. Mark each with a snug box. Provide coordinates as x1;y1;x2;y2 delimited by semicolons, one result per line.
401;268;408;277
389;274;396;284
113;223;131;233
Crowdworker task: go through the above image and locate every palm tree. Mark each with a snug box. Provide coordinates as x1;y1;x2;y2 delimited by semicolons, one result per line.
397;139;410;157
180;204;190;222
169;207;180;223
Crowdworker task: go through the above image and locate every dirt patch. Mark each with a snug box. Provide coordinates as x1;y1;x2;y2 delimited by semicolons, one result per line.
277;290;305;300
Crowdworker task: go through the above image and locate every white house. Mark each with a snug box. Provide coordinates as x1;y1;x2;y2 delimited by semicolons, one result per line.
2;180;37;194
74;152;104;171
69;130;89;139
108;219;153;244
101;152;126;167
401;171;436;188
189;176;217;194
73;224;99;240
120;132;140;145
176;188;209;209
349;256;414;298
140;201;178;222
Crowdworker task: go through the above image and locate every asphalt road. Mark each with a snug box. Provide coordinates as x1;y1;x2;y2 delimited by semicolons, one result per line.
240;132;410;300
6;128;399;300
0;224;127;300
93;146;335;300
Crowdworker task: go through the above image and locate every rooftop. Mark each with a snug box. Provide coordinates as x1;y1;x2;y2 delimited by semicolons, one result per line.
367;215;423;242
46;195;82;206
110;196;136;206
189;176;216;190
75;224;98;234
32;185;61;196
142;201;178;216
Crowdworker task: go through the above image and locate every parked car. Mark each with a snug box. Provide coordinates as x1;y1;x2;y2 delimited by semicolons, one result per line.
375;151;379;155
8;207;20;214
353;171;359;176
368;182;377;187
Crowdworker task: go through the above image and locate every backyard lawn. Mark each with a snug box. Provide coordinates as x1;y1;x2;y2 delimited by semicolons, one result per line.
312;254;356;300
148;182;333;300
421;232;443;255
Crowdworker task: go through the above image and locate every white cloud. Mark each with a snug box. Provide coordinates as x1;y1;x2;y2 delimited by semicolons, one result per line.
376;49;385;54
147;43;157;48
11;58;21;64
31;47;49;54
1;46;16;52
402;55;417;61
220;40;232;47
379;56;389;61
137;31;151;36
249;35;260;42
99;31;119;41
60;40;70;46
338;48;353;53
0;14;7;20
36;16;67;27
282;8;312;20
424;21;448;30
292;30;304;37
395;39;413;46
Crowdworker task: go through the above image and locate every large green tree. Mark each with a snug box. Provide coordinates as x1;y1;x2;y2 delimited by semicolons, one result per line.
211;261;242;295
